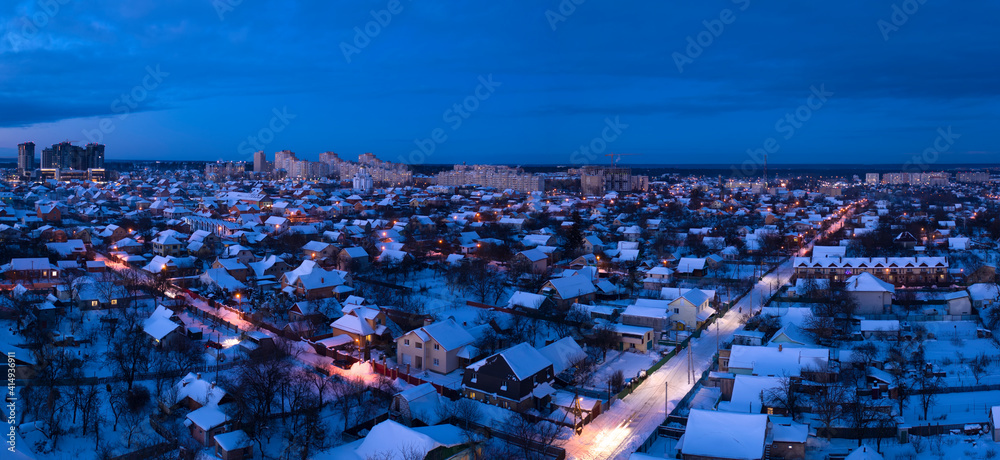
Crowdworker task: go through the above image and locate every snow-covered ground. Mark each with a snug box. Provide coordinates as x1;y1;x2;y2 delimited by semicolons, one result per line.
807;434;1000;460
583;350;662;392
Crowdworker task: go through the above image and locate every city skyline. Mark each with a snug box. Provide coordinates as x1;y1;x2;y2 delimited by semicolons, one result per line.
2;1;999;165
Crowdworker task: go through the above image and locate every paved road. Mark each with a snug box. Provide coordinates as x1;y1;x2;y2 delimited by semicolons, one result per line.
561;202;858;460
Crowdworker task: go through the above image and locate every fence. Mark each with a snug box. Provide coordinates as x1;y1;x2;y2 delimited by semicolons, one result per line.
369;361;462;399
109;417;178;460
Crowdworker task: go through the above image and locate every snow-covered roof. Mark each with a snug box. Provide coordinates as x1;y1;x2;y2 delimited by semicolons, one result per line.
680;409;767;460
214;429;252;451
174;372;227;407
537;337;586;375
353;420;464;460
507;291;547;310
845;272;895;294
544;275;597;299
186;406;229;430
467;342;552;381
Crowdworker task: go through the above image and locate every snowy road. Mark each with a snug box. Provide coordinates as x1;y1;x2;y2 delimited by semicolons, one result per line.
561;203;857;460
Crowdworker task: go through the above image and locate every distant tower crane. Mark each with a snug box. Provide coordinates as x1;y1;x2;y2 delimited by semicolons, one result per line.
604;152;641;167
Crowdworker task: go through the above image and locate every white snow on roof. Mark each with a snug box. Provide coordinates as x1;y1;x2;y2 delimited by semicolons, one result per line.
845;272;895;293
537;337;586;375
186;405;229;430
681;409;767;460
507;290;547;310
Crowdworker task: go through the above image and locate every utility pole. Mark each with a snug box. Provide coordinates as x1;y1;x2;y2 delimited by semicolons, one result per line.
665;382;669;417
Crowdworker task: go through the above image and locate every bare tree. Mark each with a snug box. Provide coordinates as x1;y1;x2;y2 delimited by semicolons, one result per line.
222;357;293;453
330;376;367;432
847;392;882;447
501;412;562;460
914;371;941;421
104;311;152;391
813;383;847;437
765;375;802;420
969;352;993;385
590;322;619;361
608;369;625;394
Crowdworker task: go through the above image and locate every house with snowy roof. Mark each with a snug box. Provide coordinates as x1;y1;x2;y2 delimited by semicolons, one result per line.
186;405;231;446
515;248;549;274
214;429;253;460
171;372;232;411
396;318;477;374
664;288;716;332
319;419;468;460
678;409;768;460
537;337;587;377
506;290;551;311
540;275;597;309
389;382;448;427
462;342;555;411
845;272;895;315
280;260;352;300
143;305;185;349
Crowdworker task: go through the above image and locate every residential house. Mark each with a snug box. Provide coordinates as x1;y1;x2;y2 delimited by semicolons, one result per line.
462;342;555;412
540;276;597;309
845;272;894;315
396;319;477;374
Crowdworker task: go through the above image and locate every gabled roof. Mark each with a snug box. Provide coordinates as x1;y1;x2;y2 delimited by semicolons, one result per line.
467;342;552;381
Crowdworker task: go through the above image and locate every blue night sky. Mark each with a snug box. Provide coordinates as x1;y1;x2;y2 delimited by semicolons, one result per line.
1;0;998;166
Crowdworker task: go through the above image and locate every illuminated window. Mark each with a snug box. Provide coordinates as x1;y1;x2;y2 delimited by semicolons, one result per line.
91;300;98;306
111;300;117;305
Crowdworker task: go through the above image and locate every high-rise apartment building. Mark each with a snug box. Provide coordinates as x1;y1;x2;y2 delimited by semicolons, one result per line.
321;152;411;185
253;150;271;173
865;173;880;185
17;142;35;173
578;166;649;196
39;142;105;170
956;171;989;183
434;164;545;193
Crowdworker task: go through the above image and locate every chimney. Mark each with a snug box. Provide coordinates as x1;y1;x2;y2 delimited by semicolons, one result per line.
196;373;202;380
211;381;216;389
778;344;783;352
424;317;433;326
